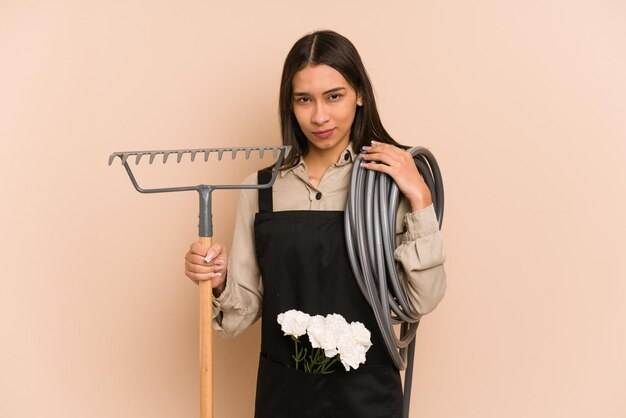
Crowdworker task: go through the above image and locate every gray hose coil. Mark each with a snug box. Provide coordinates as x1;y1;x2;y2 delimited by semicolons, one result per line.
345;146;444;417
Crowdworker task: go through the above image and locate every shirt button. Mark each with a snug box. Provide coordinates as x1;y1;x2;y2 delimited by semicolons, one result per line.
315;192;322;200
344;151;350;161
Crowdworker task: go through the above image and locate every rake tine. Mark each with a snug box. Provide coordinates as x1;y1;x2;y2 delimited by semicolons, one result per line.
121;153;130;165
136;152;148;165
231;149;238;160
259;148;265;159
163;151;172;163
149;152;157;164
191;150;197;162
177;151;185;163
245;148;252;159
273;147;278;158
217;150;224;161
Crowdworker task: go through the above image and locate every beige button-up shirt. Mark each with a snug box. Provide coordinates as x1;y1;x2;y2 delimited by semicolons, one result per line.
213;144;447;338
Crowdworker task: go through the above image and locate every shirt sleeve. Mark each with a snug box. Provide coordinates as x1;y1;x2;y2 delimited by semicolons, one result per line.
393;201;447;316
211;173;263;339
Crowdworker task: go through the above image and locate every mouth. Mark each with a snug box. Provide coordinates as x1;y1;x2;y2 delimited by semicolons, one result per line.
312;128;335;139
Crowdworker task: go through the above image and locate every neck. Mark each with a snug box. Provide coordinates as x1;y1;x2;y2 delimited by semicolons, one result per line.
304;148;341;172
304;138;350;171
303;142;349;188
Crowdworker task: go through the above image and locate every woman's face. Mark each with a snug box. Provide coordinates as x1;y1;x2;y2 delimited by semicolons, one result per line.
291;64;362;155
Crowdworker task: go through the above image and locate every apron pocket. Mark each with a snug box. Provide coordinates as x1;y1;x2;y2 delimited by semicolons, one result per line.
255;353;330;418
255;354;402;418
328;364;403;418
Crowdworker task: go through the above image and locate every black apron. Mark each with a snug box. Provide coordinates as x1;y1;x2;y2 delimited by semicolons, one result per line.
253;170;402;418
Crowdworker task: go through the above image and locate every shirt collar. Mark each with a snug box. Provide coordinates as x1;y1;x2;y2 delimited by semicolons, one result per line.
280;143;356;177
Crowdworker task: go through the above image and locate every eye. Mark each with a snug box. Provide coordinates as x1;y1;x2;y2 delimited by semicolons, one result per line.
328;93;342;101
294;97;311;104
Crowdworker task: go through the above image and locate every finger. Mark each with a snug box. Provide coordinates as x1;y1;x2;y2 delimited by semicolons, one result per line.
213;260;226;272
198;259;226;272
187;272;221;282
205;243;225;263
213;251;228;263
186;253;212;266
360;152;400;167
190;241;210;256
364;141;406;156
360;161;393;175
364;151;411;167
360;157;415;179
186;265;224;283
185;260;214;275
361;152;406;168
187;251;226;267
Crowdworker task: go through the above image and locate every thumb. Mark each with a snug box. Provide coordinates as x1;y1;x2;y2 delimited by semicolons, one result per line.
204;243;223;263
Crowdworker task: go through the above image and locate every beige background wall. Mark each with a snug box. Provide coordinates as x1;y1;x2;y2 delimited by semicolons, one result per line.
1;1;625;417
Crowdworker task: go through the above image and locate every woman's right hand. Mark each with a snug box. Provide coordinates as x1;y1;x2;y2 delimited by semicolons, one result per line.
184;242;228;296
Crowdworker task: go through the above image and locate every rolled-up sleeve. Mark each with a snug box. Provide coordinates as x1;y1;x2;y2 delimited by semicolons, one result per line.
393;203;447;316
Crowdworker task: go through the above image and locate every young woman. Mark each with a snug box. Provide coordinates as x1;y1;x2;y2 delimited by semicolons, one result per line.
184;30;446;418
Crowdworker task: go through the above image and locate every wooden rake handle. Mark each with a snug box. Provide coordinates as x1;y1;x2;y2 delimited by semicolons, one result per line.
199;236;213;418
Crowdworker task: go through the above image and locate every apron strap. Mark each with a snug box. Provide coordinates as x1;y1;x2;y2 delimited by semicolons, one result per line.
258;169;273;213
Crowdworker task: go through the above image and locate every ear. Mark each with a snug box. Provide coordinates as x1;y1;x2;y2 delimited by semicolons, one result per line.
357;93;363;107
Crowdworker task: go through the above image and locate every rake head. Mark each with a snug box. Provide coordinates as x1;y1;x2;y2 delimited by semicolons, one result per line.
109;145;291;237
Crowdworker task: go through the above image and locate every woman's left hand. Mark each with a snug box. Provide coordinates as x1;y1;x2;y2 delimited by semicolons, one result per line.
360;141;432;211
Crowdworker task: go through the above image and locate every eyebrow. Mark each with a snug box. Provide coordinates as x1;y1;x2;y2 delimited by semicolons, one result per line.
292;87;347;97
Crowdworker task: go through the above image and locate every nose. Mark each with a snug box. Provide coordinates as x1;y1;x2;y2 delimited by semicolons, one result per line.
311;102;330;126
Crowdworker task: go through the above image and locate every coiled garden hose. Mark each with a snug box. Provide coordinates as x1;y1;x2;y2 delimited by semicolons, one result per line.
345;146;444;418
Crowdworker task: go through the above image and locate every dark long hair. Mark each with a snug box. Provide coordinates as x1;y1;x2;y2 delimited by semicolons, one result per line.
279;30;403;168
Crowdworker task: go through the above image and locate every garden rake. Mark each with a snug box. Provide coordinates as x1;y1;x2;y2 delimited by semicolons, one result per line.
109;145;291;418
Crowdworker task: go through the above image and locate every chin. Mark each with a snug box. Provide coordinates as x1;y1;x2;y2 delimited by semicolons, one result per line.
308;136;347;151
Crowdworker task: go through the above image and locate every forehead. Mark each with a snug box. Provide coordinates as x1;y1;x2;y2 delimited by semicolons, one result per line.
292;64;352;93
